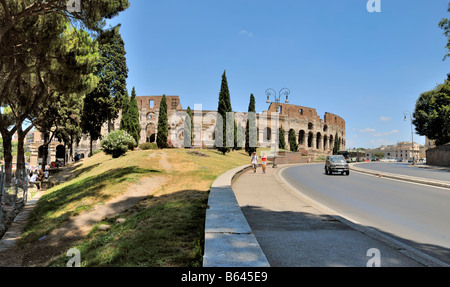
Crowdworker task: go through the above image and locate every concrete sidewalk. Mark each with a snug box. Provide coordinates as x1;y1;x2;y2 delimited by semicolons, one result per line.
231;164;445;267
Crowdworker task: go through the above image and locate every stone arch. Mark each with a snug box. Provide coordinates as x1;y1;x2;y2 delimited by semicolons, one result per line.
316;132;322;150
146;123;157;143
307;132;313;148
263;127;272;142
323;135;328;150
298;130;305;146
308;122;314;130
56;145;65;165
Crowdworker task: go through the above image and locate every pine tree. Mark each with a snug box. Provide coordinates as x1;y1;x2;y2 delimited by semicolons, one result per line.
245;94;257;156
215;71;233;155
279;125;286;150
289;129;298;152
157;95;169;149
82;25;128;155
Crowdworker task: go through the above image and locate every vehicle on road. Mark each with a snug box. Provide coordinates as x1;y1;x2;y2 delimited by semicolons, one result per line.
325;155;350;175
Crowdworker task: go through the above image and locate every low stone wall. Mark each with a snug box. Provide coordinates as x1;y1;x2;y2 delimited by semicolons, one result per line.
268;151;310;165
0;193;26;239
426;144;450;167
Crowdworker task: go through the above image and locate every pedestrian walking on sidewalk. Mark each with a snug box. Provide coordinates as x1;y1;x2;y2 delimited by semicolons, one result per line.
251;152;258;173
261;153;267;174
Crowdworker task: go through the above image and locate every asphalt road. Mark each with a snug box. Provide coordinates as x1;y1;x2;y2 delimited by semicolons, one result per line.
354;162;450;182
280;164;450;265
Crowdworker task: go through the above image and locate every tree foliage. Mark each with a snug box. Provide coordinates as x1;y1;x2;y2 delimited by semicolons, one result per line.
413;77;450;146
0;0;129;182
184;106;193;148
439;2;450;60
215;71;233;155
121;87;140;146
288;129;298;152
157;95;169;149
279;125;286;150
82;25;128;155
245;94;257;156
333;132;340;155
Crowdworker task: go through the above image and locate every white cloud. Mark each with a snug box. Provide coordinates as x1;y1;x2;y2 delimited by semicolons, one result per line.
373;129;399;137
380;116;392;121
360;128;376;133
240;30;253;37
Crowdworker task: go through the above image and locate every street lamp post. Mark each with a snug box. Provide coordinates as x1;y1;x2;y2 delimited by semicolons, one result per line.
403;111;416;165
266;88;290;168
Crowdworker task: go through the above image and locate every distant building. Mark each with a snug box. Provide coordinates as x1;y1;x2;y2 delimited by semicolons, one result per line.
365;142;421;161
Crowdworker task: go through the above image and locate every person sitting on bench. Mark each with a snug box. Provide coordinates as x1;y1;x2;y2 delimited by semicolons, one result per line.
29;171;41;190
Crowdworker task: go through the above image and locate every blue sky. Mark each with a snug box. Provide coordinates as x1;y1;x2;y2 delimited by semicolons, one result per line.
106;0;449;148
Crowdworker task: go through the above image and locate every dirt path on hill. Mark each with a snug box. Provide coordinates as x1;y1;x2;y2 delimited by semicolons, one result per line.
0;164;166;267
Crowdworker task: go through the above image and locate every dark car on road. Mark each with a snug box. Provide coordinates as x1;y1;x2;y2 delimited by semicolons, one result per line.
325;155;350;175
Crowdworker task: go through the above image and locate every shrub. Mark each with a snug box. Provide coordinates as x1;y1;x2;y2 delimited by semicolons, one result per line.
139;142;157;150
101;130;137;158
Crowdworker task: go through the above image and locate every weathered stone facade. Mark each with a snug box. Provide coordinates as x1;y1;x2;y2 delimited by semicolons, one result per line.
135;96;346;155
28;95;346;166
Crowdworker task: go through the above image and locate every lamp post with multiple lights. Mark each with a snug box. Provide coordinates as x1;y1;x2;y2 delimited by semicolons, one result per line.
266;88;290;168
403;111;416;165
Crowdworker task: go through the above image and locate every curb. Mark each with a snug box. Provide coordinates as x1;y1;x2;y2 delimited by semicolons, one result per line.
349;164;450;189
202;165;270;267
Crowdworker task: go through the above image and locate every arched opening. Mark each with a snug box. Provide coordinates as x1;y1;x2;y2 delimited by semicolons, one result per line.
308;123;313;130
307;132;313;148
263;127;272;142
298;130;305;146
148;134;156;143
56;145;65;166
316;133;322;150
146;123;156;143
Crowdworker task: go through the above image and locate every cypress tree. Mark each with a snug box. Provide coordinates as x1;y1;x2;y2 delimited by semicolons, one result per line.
120;91;130;131
289;129;298;152
127;87;141;146
279;125;286;150
333;132;340;155
245;94;257;156
215;71;232;155
157;95;169;149
184;106;193;148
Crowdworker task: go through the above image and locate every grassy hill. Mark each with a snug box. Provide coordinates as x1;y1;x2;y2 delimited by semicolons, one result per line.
18;148;250;267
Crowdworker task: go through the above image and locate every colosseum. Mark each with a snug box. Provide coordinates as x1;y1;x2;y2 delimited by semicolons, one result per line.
27;95;346;167
134;95;346;155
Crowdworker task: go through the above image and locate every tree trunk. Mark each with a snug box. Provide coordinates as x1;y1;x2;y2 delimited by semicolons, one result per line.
16;124;33;172
41;132;50;169
16;126;25;172
89;137;93;157
2;133;13;185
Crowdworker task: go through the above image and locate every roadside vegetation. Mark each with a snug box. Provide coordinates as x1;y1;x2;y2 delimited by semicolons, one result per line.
19;148;249;267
